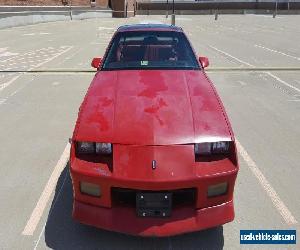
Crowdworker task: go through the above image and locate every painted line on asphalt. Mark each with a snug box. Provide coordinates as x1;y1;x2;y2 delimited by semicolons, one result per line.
22;143;70;236
0;77;33;106
0;46;73;92
33;168;69;250
0;74;21;91
255;44;300;61
1;47;50;63
266;72;300;93
208;45;255;67
236;139;298;226
207;46;300;93
31;46;73;68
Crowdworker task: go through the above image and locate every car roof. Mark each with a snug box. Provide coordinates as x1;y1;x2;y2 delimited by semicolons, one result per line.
117;24;183;32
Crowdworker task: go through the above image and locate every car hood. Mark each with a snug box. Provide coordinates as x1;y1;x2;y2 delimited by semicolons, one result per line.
74;70;232;145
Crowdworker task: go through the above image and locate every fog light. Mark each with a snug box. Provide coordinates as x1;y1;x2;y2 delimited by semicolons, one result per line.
80;182;101;197
207;182;228;197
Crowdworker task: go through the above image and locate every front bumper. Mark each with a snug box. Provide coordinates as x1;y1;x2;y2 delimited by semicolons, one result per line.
70;143;238;236
73;199;234;237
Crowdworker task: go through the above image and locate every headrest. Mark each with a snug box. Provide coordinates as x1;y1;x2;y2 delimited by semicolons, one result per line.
143;36;158;45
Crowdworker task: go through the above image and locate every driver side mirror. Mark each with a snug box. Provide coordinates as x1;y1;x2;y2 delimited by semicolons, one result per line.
199;56;209;68
91;57;102;69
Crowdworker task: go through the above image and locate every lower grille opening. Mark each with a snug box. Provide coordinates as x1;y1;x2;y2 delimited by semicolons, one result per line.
111;187;196;208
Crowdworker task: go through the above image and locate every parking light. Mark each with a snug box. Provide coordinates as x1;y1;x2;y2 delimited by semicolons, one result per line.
80;182;101;197
207;182;228;198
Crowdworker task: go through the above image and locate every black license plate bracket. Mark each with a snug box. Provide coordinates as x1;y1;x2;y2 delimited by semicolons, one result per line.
136;192;172;217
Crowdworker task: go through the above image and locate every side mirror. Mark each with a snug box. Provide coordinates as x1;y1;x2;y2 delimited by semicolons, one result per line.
199;56;209;68
91;57;102;69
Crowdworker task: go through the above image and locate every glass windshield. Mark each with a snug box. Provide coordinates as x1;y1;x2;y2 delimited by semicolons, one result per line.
102;31;200;70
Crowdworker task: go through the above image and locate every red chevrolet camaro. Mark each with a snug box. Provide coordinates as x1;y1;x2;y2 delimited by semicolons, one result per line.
70;24;239;237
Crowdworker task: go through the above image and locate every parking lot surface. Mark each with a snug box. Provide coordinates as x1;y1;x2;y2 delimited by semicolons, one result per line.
0;15;299;249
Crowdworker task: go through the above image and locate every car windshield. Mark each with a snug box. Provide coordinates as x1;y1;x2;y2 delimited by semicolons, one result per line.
102;31;200;70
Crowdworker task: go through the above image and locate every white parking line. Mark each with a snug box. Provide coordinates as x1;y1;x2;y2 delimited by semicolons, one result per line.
255;44;300;61
55;46;85;67
0;46;73;92
266;72;300;93
0;98;6;105
0;74;21;91
98;26;114;30
0;48;19;58
0;78;32;105
22;143;70;236
208;45;255;67
208;46;300;94
32;46;73;68
23;33;35;36
238;80;247;86
236;139;298;226
33;169;69;250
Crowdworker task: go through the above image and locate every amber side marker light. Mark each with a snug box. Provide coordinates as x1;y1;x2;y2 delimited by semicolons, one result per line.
207;182;228;198
80;182;101;197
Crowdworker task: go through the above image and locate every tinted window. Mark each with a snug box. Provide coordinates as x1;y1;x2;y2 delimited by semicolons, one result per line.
102;31;200;70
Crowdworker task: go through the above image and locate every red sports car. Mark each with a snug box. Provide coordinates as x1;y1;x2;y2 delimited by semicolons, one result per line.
70;24;239;237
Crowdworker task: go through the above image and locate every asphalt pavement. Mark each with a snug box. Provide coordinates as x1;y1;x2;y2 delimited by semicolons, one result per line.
0;14;299;250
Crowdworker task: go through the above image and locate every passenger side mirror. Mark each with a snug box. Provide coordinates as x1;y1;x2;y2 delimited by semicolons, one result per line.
199;56;209;68
91;57;102;69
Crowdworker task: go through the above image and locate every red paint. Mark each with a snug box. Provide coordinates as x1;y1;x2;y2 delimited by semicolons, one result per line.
74;70;232;145
138;72;168;99
73;200;235;237
70;24;239;236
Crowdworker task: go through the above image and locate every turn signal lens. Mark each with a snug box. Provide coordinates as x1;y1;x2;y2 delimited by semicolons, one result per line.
207;182;228;197
80;182;101;197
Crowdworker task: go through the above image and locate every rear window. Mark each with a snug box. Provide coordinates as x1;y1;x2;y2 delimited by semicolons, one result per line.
102;31;200;70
